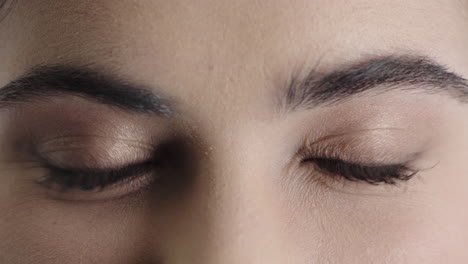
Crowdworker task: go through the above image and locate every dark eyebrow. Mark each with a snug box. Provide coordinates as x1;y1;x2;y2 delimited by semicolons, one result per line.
0;65;173;116
285;55;468;111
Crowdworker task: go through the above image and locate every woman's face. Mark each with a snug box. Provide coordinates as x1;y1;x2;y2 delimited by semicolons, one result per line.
1;0;468;263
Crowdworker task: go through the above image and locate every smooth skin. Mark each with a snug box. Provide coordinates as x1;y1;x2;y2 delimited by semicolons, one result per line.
1;0;468;263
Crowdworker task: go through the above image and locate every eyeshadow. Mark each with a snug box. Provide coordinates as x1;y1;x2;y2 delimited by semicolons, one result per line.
0;96;176;169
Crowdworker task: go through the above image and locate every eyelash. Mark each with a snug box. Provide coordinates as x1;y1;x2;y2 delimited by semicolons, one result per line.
38;144;418;193
39;161;159;191
302;157;418;185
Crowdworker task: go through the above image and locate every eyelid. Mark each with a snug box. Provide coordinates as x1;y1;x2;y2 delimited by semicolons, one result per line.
305;157;418;185
41;159;158;190
298;127;425;166
39;169;155;202
35;135;157;170
291;127;435;190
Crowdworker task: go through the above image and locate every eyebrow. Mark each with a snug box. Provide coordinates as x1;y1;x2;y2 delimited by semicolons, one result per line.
0;65;173;116
2;56;467;117
285;55;468;111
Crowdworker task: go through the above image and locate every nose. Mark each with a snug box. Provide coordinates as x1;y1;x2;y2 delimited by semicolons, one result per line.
157;132;291;264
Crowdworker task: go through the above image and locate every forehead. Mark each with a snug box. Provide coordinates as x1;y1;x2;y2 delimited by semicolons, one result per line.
7;0;466;54
1;0;468;117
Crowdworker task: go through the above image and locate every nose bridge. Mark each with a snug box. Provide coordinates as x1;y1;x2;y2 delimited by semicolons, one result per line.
200;166;284;262
188;125;288;263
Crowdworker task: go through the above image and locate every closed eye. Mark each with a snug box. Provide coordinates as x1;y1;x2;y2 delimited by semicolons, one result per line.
303;157;418;185
39;160;160;191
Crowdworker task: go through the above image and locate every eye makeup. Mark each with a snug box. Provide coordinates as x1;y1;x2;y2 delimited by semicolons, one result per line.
33;159;160;202
290;130;432;191
304;158;418;185
31;128;173;200
284;91;447;191
288;134;429;195
35;135;158;171
39;158;160;191
34;133;169;192
294;135;423;189
0;96;176;201
32;138;160;201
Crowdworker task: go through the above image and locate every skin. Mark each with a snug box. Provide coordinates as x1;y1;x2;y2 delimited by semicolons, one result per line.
1;0;468;263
